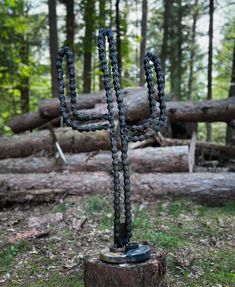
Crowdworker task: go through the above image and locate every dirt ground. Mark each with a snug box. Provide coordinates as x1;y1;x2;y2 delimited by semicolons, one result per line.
0;194;234;287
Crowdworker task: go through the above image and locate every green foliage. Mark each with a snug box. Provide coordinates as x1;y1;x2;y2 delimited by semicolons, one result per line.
0;0;234;142
214;16;235;100
0;0;49;133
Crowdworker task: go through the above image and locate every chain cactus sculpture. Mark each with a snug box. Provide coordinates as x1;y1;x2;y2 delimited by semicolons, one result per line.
56;28;166;263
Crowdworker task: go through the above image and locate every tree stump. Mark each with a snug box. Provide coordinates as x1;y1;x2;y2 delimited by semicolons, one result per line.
84;252;167;287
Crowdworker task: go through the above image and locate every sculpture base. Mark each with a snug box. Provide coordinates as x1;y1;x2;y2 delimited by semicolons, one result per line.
84;252;167;287
100;244;150;264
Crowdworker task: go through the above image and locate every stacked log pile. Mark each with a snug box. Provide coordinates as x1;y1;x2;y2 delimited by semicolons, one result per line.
0;87;234;205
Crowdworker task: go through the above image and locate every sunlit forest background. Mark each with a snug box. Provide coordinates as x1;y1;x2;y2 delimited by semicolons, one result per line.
0;0;234;143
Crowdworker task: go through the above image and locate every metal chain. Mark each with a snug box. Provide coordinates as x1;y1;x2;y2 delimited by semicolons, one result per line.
56;28;166;248
98;29;132;246
56;47;110;131
127;51;166;142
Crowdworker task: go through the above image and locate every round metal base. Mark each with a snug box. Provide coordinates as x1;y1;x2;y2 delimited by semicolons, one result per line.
100;244;151;264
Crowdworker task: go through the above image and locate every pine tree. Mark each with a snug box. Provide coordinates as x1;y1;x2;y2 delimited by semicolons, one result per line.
48;0;58;98
206;0;214;141
139;0;148;86
83;0;96;93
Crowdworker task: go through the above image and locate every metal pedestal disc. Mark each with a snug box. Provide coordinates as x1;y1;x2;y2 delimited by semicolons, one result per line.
100;244;151;264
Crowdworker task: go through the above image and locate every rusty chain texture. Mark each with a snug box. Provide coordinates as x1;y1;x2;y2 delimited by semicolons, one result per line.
56;28;166;248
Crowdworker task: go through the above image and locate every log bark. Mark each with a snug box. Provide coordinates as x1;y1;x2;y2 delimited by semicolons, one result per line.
156;133;235;162
0;172;234;205
0;146;189;173
8;88;235;133
39;87;144;119
8;112;48;134
84;252;167;287
125;94;235;123
8;88;145;133
0;128;111;159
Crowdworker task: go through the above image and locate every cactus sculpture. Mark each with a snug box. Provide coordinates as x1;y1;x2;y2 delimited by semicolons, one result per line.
56;28;166;263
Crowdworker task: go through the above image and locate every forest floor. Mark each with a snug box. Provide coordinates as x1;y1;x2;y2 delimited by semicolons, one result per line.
0;194;234;287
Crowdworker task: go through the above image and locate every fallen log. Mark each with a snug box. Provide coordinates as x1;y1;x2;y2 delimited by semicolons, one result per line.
39;87;145;119
0;146;189;173
8;87;143;133
0;172;234;205
125;95;235;123
0;128;111;159
8;87;235;133
156;133;235;162
8;112;49;134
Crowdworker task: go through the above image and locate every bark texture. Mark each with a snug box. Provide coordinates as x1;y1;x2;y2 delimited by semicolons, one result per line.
125;94;235;123
0;128;111;159
84;253;167;287
226;40;235;145
206;0;214;141
156;133;235;162
0;172;234;205
8;88;235;133
139;0;148;86
48;0;58;98
0;146;189;173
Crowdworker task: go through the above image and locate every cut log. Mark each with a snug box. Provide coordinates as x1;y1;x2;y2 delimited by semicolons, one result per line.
8;112;49;134
39;87;144;118
84;252;167;287
8;87;235;134
0;128;111;159
8;88;142;134
0;146;189;173
0;172;234;205
156;133;235;162
125;95;235;123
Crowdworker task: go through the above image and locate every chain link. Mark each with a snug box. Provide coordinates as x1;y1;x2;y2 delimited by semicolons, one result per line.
56;28;166;248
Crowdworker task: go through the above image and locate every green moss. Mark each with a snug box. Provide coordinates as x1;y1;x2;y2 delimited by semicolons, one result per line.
85;196;110;214
0;241;30;274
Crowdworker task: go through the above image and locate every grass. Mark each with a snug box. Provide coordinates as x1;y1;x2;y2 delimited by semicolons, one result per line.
0;197;234;286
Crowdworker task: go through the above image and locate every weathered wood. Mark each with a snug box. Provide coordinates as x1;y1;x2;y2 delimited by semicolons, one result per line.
8;87;235;133
125;94;235;123
39;87;143;118
0;128;111;159
156;132;235;162
0;172;234;205
84;252;167;287
0;146;189;173
8;88;143;133
8;112;48;134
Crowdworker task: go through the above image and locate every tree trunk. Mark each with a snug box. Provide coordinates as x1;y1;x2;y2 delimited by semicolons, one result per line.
176;0;182;99
115;0;122;78
84;253;167;287
161;0;171;75
48;0;58;98
188;0;199;100
0;128;111;159
226;40;235;145
8;93;235;133
83;0;95;93
169;0;183;100
39;90;106;118
206;0;214;141
0;172;234;205
19;38;30;114
64;0;75;49
99;0;106;90
0;146;190;173
139;0;148;86
125;93;235;123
